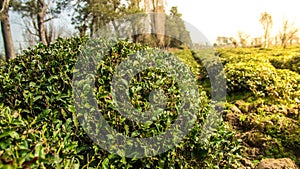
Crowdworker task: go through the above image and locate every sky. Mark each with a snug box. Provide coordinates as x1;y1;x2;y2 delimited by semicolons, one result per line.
166;0;300;44
1;0;300;53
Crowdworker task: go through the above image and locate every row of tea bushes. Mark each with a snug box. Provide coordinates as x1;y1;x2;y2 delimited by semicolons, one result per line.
210;47;300;165
225;62;300;102
0;38;244;168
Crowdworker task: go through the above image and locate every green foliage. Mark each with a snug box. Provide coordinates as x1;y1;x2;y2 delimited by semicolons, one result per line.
170;47;199;75
165;6;193;48
215;47;300;103
71;0;129;36
0;37;243;168
225;62;300;101
0;104;82;168
0;37;88;168
215;47;300;166
270;55;300;74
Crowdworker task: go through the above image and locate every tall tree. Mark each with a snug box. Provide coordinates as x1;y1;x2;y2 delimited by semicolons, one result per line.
126;0;147;43
165;6;192;48
143;0;166;47
13;0;68;46
251;37;263;47
279;19;299;48
259;12;273;48
71;1;89;37
237;31;250;47
72;0;127;37
72;0;177;48
0;0;15;60
21;17;73;48
216;36;227;47
229;37;238;48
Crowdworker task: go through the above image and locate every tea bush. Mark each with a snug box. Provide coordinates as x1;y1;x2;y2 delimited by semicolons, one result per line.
270;55;300;74
170;47;200;76
225;62;300;101
0;37;90;168
0;37;243;168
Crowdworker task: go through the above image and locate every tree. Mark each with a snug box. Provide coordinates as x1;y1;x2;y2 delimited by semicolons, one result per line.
22;18;39;47
165;6;192;48
229;37;238;48
278;19;299;48
127;0;146;43
71;0;185;48
13;0;69;46
151;0;166;48
251;37;263;47
259;12;273;48
21;17;73;48
136;0;166;47
72;0;171;48
165;8;179;48
71;1;89;37
216;36;234;47
0;0;15;60
237;31;250;47
72;0;128;38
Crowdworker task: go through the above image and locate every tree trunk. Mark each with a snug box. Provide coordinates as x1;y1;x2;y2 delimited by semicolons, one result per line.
37;0;48;45
0;0;15;60
112;20;119;37
264;31;268;48
45;23;53;45
79;25;87;37
149;0;165;48
154;7;165;48
89;15;97;38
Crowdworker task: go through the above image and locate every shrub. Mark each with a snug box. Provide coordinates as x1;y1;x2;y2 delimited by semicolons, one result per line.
225;62;300;102
0;37;243;168
170;47;199;76
270;55;300;74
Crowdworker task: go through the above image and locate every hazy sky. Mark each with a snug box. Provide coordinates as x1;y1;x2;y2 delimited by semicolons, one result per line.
166;0;300;43
1;0;300;53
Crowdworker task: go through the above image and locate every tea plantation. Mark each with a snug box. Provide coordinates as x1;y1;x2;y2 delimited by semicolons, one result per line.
0;37;243;168
0;37;299;168
203;47;300;167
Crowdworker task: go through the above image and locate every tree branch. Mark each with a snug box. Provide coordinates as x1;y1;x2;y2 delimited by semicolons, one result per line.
43;16;55;23
0;0;10;20
0;0;9;13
